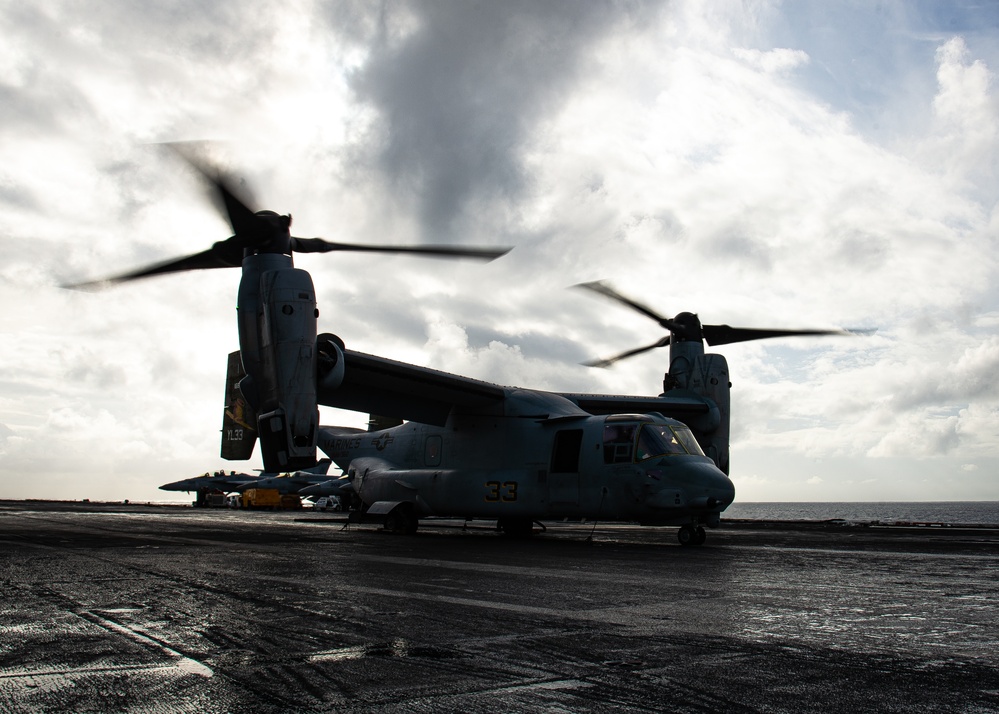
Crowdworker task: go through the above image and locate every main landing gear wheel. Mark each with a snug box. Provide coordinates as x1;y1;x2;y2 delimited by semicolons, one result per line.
678;525;706;546
385;507;418;535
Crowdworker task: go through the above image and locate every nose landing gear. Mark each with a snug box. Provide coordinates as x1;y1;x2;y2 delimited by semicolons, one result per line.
677;524;707;546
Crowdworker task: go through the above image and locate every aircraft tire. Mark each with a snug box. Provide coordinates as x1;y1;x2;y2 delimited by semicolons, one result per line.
693;526;706;545
677;525;695;546
385;510;403;534
385;505;418;535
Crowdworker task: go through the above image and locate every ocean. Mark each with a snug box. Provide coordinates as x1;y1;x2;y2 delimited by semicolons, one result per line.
723;501;999;526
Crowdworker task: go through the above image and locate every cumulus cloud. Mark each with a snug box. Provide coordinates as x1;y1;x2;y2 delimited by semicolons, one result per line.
343;1;657;243
2;0;999;502
733;47;810;74
928;37;997;186
0;422;13;447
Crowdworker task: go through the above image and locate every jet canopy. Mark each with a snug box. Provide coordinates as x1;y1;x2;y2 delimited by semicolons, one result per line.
602;414;705;464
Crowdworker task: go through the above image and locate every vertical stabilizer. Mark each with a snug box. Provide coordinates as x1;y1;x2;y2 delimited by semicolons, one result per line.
222;350;257;461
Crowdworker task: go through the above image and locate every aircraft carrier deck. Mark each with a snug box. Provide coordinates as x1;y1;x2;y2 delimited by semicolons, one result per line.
1;500;997;713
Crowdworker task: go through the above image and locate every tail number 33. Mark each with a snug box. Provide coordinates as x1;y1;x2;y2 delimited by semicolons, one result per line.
484;481;518;502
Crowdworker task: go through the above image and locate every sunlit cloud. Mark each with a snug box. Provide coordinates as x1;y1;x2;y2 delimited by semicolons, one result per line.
1;0;997;502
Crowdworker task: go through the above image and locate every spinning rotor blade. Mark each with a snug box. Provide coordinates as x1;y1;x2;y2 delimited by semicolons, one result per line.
574;280;675;367
701;325;852;346
64;145;512;289
162;142;260;239
292;238;510;262
170;145;510;262
576;279;858;367
64;242;243;290
574;280;673;328
583;336;671;368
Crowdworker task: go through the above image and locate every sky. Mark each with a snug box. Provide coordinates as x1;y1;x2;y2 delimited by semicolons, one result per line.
1;0;998;503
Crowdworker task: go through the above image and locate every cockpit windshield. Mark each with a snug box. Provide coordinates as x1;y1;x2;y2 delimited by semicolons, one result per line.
671;426;705;456
635;424;705;460
603;420;706;464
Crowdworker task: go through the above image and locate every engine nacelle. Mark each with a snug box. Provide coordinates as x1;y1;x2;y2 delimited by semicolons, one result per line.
664;342;731;475
247;259;320;471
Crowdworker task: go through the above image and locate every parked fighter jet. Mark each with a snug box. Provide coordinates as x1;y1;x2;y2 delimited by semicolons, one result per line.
299;476;352;499
160;469;261;492
232;458;336;494
159;469;260;507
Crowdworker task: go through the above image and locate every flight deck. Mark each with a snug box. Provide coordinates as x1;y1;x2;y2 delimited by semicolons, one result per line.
1;501;997;713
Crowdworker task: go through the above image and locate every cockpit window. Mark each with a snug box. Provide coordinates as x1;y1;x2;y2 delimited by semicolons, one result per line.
635;424;705;460
672;426;705;456
636;424;684;460
605;421;705;463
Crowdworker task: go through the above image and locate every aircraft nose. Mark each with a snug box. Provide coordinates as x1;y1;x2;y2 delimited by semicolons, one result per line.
643;461;736;510
679;462;736;510
709;469;736;508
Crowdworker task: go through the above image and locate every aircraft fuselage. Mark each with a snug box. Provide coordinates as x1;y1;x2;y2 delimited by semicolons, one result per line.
318;394;734;529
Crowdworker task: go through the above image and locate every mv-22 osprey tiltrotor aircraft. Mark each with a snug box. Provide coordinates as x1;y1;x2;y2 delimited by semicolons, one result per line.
71;149;851;545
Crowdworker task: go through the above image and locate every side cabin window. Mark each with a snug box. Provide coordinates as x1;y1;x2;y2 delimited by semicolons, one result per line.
551;429;583;473
424;435;443;467
603;424;637;464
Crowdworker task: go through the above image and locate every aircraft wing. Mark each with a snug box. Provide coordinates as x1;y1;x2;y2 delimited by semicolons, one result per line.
320;348;710;425
557;393;711;418
320;349;507;426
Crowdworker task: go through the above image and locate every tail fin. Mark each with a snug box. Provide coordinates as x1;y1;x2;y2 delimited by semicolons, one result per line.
221;350;258;461
303;458;333;475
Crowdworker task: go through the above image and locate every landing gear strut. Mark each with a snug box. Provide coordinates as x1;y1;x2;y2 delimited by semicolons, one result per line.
677;524;706;546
